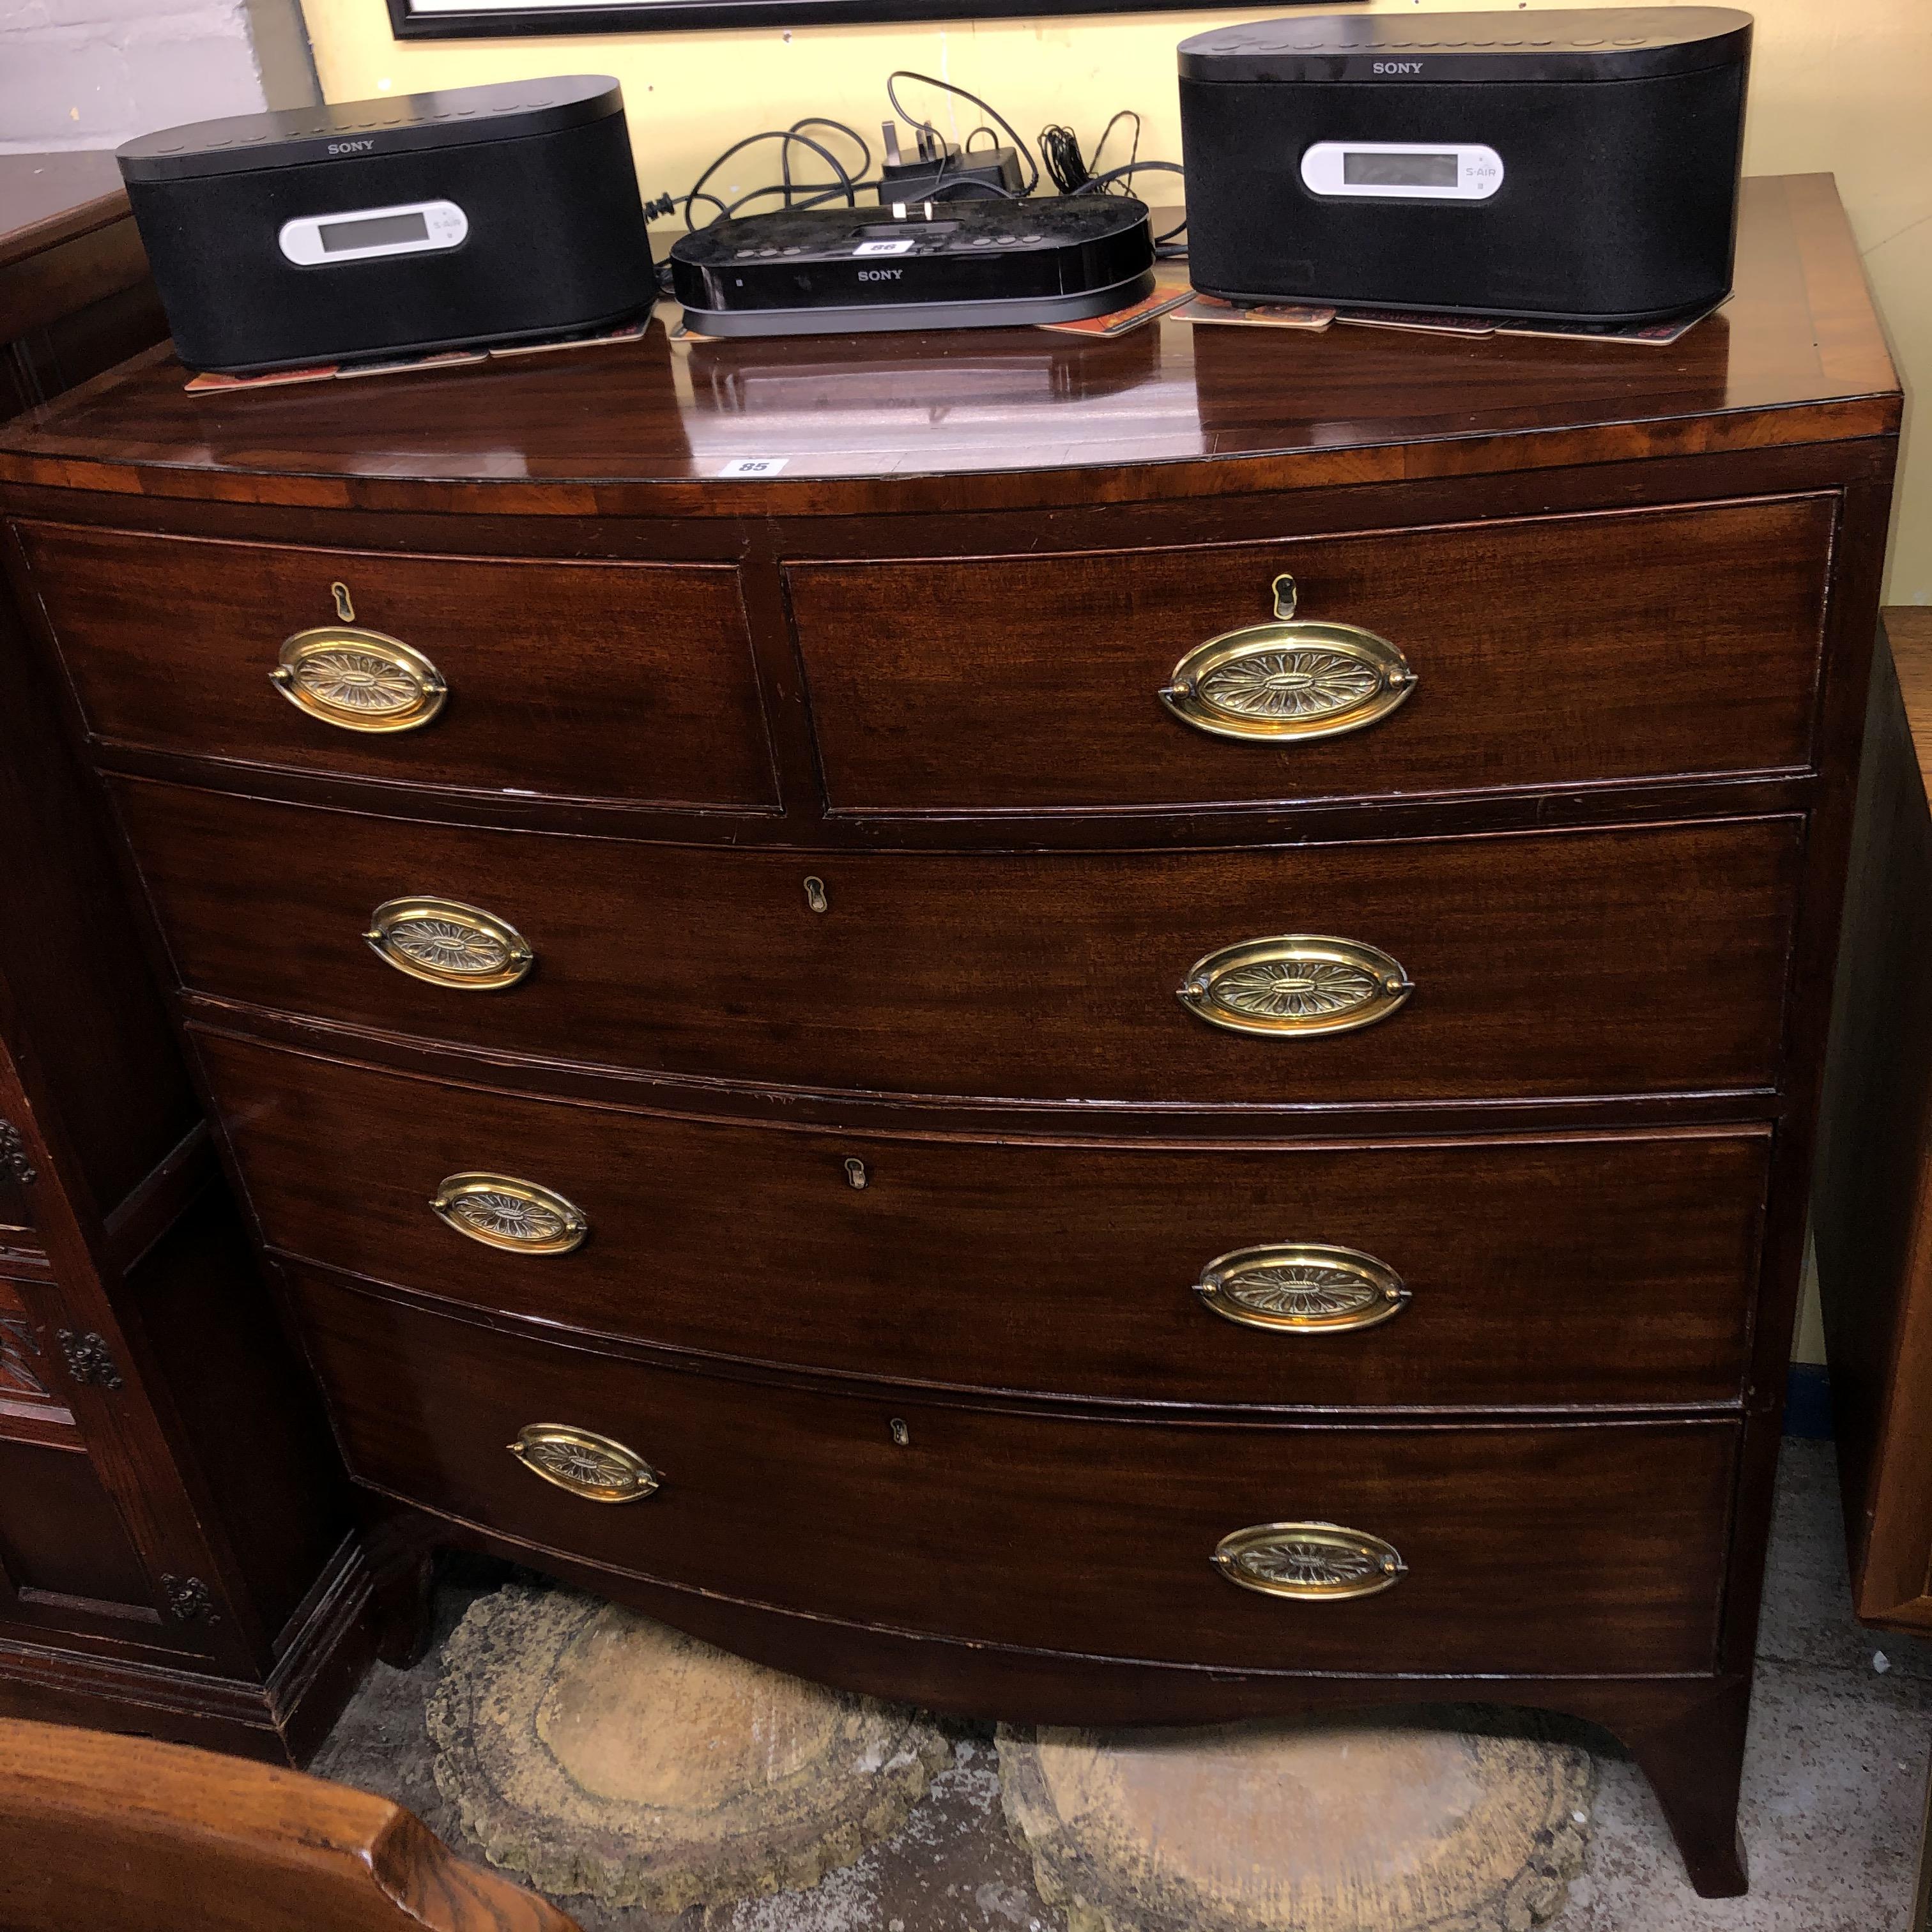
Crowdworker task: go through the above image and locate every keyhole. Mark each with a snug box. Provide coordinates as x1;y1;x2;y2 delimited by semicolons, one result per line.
804;876;829;914
889;1418;910;1446
1271;573;1298;621
843;1157;868;1190
331;581;356;624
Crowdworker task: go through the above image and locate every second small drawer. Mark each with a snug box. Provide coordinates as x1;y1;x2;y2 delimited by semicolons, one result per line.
199;1031;1767;1407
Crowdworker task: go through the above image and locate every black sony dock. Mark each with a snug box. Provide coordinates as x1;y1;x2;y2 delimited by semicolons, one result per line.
668;197;1154;337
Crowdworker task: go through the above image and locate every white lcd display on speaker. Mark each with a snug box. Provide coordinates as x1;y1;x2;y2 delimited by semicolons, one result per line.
277;199;468;266
1299;142;1503;201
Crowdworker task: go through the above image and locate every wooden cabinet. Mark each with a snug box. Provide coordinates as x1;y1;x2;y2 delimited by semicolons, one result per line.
1813;610;1932;1633
0;153;164;417
0;153;372;1760
0;174;1901;1890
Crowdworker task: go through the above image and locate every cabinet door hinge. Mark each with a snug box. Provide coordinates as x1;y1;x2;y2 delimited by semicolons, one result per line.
56;1330;123;1390
160;1575;220;1625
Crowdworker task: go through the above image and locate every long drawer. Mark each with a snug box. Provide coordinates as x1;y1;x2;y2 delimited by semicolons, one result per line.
13;522;779;812
786;497;1834;813
289;1266;1736;1676
120;781;1801;1107
202;1032;1767;1407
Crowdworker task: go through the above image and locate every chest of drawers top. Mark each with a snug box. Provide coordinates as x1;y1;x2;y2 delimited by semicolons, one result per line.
0;175;1896;526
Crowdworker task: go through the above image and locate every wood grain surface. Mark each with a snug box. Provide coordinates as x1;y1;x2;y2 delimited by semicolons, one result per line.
1813;609;1932;1633
0;178;1897;518
289;1264;1737;1680
0;1715;578;1931
789;496;1833;813
17;521;779;812
200;1028;1769;1410
117;783;1804;1107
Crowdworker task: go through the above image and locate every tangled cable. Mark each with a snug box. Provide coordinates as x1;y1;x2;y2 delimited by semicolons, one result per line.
662;79;1183;255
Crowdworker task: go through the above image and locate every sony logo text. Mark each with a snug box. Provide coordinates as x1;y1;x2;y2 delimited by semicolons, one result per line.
326;139;376;155
857;268;903;282
1372;61;1423;73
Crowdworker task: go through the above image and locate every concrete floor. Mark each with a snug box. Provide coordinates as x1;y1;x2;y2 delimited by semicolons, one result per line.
312;1441;1932;1932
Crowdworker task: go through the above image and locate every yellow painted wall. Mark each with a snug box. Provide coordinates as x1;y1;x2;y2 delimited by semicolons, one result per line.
300;0;1930;598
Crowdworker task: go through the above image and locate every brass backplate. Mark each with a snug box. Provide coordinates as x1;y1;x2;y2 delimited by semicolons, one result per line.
1160;617;1415;744
508;1423;659;1503
365;896;535;992
1177;935;1413;1038
271;625;448;733
1196;1242;1411;1335
1213;1521;1407;1600
431;1172;588;1255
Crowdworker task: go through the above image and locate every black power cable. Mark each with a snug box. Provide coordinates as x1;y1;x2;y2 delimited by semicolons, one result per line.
670;81;1186;257
678;125;870;230
1038;123;1088;193
1071;158;1188;254
884;69;1041;199
1039;112;1142;195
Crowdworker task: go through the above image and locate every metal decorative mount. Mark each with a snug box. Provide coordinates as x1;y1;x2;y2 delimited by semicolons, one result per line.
161;1574;220;1623
1195;1243;1411;1335
508;1423;661;1503
1213;1521;1407;1601
365;897;535;992
272;625;448;733
56;1330;122;1390
0;1315;48;1398
0;1118;36;1186
431;1173;588;1255
1178;935;1413;1038
1160;574;1417;744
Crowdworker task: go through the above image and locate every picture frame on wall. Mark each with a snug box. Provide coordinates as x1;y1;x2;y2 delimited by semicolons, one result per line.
387;0;1340;38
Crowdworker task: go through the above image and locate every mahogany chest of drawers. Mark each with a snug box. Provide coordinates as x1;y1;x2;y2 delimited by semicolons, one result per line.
0;174;1900;1891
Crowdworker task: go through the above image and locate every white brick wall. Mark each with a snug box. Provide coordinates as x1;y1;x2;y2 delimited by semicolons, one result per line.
0;0;266;153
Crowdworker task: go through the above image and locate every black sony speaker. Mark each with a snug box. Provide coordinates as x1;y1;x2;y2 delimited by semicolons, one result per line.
118;77;656;374
1177;8;1751;324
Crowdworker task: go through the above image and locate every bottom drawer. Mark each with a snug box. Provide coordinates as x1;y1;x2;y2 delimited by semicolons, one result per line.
290;1266;1735;1678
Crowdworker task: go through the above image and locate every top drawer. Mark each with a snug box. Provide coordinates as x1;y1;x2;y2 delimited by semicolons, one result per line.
787;498;1834;814
10;523;779;813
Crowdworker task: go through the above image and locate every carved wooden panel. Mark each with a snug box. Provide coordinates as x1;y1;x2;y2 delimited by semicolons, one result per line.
0;1280;50;1404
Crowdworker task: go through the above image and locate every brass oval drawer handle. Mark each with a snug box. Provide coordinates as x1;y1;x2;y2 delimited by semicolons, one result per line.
431;1172;588;1254
1196;1243;1410;1335
508;1423;659;1503
1213;1521;1407;1600
271;625;448;734
1160;576;1415;744
365;896;534;991
1178;935;1412;1038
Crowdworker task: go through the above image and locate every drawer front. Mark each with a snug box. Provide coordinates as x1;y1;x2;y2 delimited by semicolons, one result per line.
13;523;778;811
121;782;1800;1107
290;1267;1735;1676
788;498;1833;812
203;1032;1766;1407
